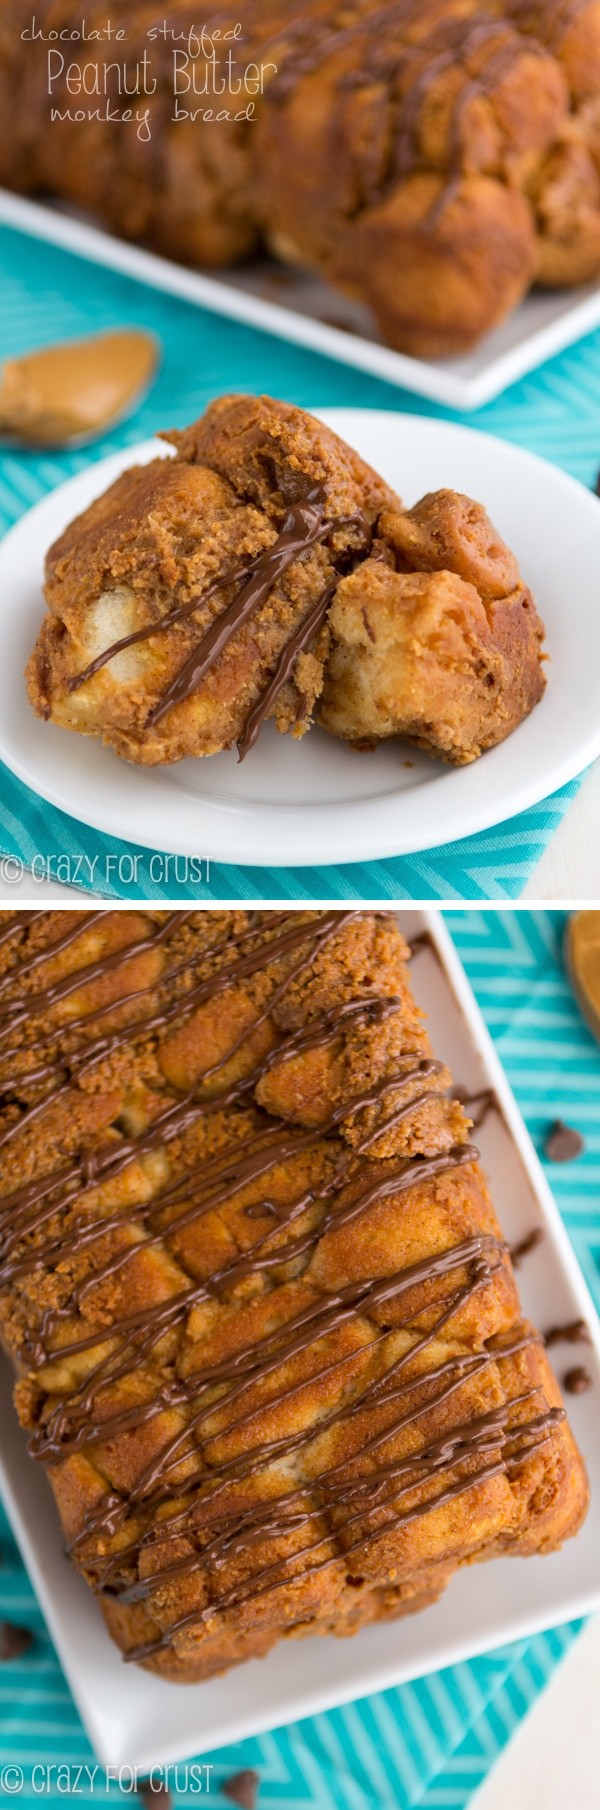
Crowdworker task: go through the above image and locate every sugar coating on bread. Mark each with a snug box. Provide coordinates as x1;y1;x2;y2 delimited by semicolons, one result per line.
0;910;588;1681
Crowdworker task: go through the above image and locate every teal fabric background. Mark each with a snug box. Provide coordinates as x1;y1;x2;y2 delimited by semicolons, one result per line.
0;221;599;900
1;909;598;1808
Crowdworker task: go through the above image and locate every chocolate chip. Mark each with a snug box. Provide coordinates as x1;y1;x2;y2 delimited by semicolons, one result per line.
0;1622;33;1660
137;1783;171;1809
544;1120;585;1163
510;1228;544;1268
222;1770;259;1810
564;1366;592;1395
544;1318;590;1350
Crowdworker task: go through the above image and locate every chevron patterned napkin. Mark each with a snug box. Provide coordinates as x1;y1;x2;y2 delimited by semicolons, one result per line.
0;221;598;901
1;910;598;1809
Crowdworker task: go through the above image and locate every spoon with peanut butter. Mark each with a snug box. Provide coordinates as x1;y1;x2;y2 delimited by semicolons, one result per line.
0;328;160;448
565;911;600;1044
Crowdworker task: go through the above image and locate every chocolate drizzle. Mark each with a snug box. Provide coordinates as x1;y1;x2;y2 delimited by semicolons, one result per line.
453;1088;497;1131
0;909;564;1666
270;0;549;227
508;0;596;55
145;484;330;729
236;575;336;763
65;476;373;757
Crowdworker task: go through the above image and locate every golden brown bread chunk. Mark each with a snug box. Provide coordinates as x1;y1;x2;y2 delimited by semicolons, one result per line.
256;5;553;357
256;0;600;351
2;1;600;354
319;492;546;763
26;396;545;770
26;395;394;765
0;909;588;1682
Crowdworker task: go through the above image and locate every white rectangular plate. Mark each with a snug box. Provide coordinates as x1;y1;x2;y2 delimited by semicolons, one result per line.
1;908;600;1772
1;188;599;412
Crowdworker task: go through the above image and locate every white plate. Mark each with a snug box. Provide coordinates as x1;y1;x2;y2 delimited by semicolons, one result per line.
1;410;600;869
2;188;600;412
1;908;600;1772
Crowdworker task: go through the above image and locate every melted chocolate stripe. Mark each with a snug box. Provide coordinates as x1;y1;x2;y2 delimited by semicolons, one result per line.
0;914;301;1125
0;909;191;1033
65;482;372;757
194;1267;509;1491
124;1415;562;1664
23;1048;439;1366
0;911;46;951
0;919;458;1426
0;910;106;1003
71;1237;510;1573
47;1233;502;1534
510;0;595;52
107;1375;544;1603
0;912;290;1046
65;567;257;692
270;0;426;101
0;919;300;1129
236;576;337;762
0;912;295;1073
112;1333;539;1589
65;491;335;704
28;1128;475;1461
272;0;549;233
3;1015;400;1329
146;485;328;728
0;910;362;1250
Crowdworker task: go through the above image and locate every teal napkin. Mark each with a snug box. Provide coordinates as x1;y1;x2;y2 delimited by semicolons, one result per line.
0;222;598;901
1;910;598;1808
0;760;584;902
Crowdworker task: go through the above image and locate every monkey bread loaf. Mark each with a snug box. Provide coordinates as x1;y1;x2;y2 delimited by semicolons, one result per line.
1;1;600;354
0;909;589;1682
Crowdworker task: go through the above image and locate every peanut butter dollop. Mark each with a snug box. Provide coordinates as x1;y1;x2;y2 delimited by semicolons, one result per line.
566;911;600;1042
0;329;158;446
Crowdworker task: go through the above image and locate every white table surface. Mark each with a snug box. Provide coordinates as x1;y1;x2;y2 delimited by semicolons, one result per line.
522;756;600;901
0;757;598;903
472;1613;600;1810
